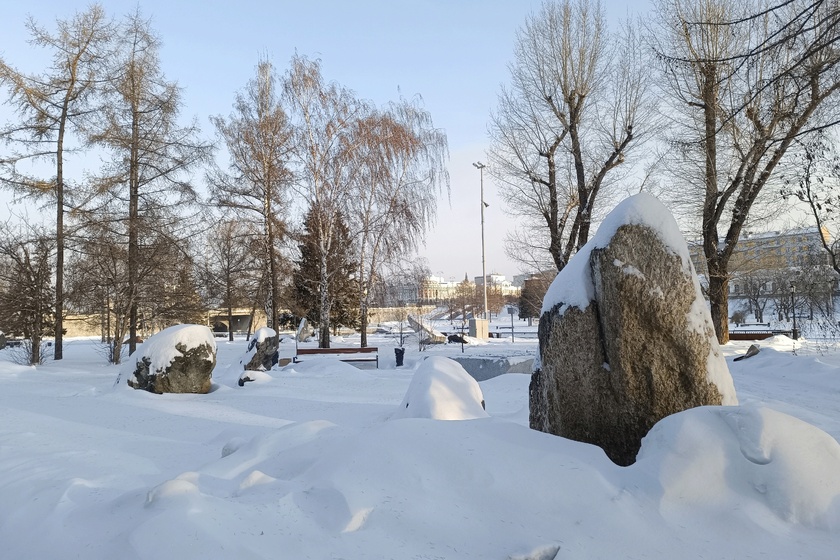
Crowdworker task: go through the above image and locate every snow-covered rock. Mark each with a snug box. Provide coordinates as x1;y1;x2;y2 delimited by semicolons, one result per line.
392;356;489;420
125;324;216;394
531;193;737;465
239;327;279;373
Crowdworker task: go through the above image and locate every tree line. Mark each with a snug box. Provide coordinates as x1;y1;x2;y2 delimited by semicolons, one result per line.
0;5;447;364
491;0;840;344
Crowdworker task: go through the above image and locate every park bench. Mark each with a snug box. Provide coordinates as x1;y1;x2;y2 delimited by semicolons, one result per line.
728;330;791;341
293;346;379;368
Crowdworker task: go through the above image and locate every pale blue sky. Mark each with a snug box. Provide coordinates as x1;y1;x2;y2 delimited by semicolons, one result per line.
1;0;651;282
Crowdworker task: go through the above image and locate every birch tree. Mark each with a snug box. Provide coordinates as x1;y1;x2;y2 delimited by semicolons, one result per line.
349;98;448;347
284;55;368;348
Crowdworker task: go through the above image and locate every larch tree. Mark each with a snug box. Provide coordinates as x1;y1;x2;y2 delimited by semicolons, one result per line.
489;0;654;273
652;0;840;343
0;4;112;360
87;10;211;360
208;59;293;332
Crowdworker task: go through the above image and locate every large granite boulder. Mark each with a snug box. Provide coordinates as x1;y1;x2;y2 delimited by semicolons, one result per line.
126;324;216;394
530;193;737;466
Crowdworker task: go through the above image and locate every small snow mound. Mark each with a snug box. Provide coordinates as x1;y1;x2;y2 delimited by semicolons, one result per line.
508;544;561;560
238;470;277;493
637;404;840;529
145;475;201;507
391;356;489;420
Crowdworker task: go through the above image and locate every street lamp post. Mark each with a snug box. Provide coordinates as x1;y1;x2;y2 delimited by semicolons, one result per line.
473;161;488;321
790;283;799;340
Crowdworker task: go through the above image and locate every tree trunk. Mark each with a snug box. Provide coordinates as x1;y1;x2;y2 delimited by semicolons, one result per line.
707;264;730;345
319;248;331;349
111;311;125;364
700;62;727;344
54;112;66;361
360;293;369;348
227;282;234;343
265;198;277;330
128;106;140;357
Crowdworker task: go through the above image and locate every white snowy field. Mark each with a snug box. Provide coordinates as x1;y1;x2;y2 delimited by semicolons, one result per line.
2;331;840;559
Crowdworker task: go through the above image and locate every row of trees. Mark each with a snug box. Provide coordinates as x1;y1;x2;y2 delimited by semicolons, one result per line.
491;0;840;343
732;265;836;324
0;5;448;364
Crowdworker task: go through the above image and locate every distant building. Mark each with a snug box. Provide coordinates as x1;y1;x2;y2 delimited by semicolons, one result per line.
688;226;831;296
690;227;829;276
419;275;461;302
473;273;520;297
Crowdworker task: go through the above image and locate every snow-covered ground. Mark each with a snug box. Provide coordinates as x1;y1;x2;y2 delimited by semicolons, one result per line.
2;328;840;559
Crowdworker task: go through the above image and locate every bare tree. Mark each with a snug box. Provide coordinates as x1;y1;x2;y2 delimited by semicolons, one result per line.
0;4;112;360
65;214;127;356
489;0;655;273
0;224;55;365
652;0;840;342
88;10;211;358
782;134;840;277
284;55;368;348
348;97;449;347
200;219;259;342
208;59;292;331
737;272;771;322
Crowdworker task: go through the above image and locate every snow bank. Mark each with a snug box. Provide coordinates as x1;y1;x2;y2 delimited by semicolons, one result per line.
636;404;840;530
391;356;489;420
4;337;840;558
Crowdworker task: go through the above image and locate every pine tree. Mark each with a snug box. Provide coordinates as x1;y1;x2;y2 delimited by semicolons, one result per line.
292;209;358;342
